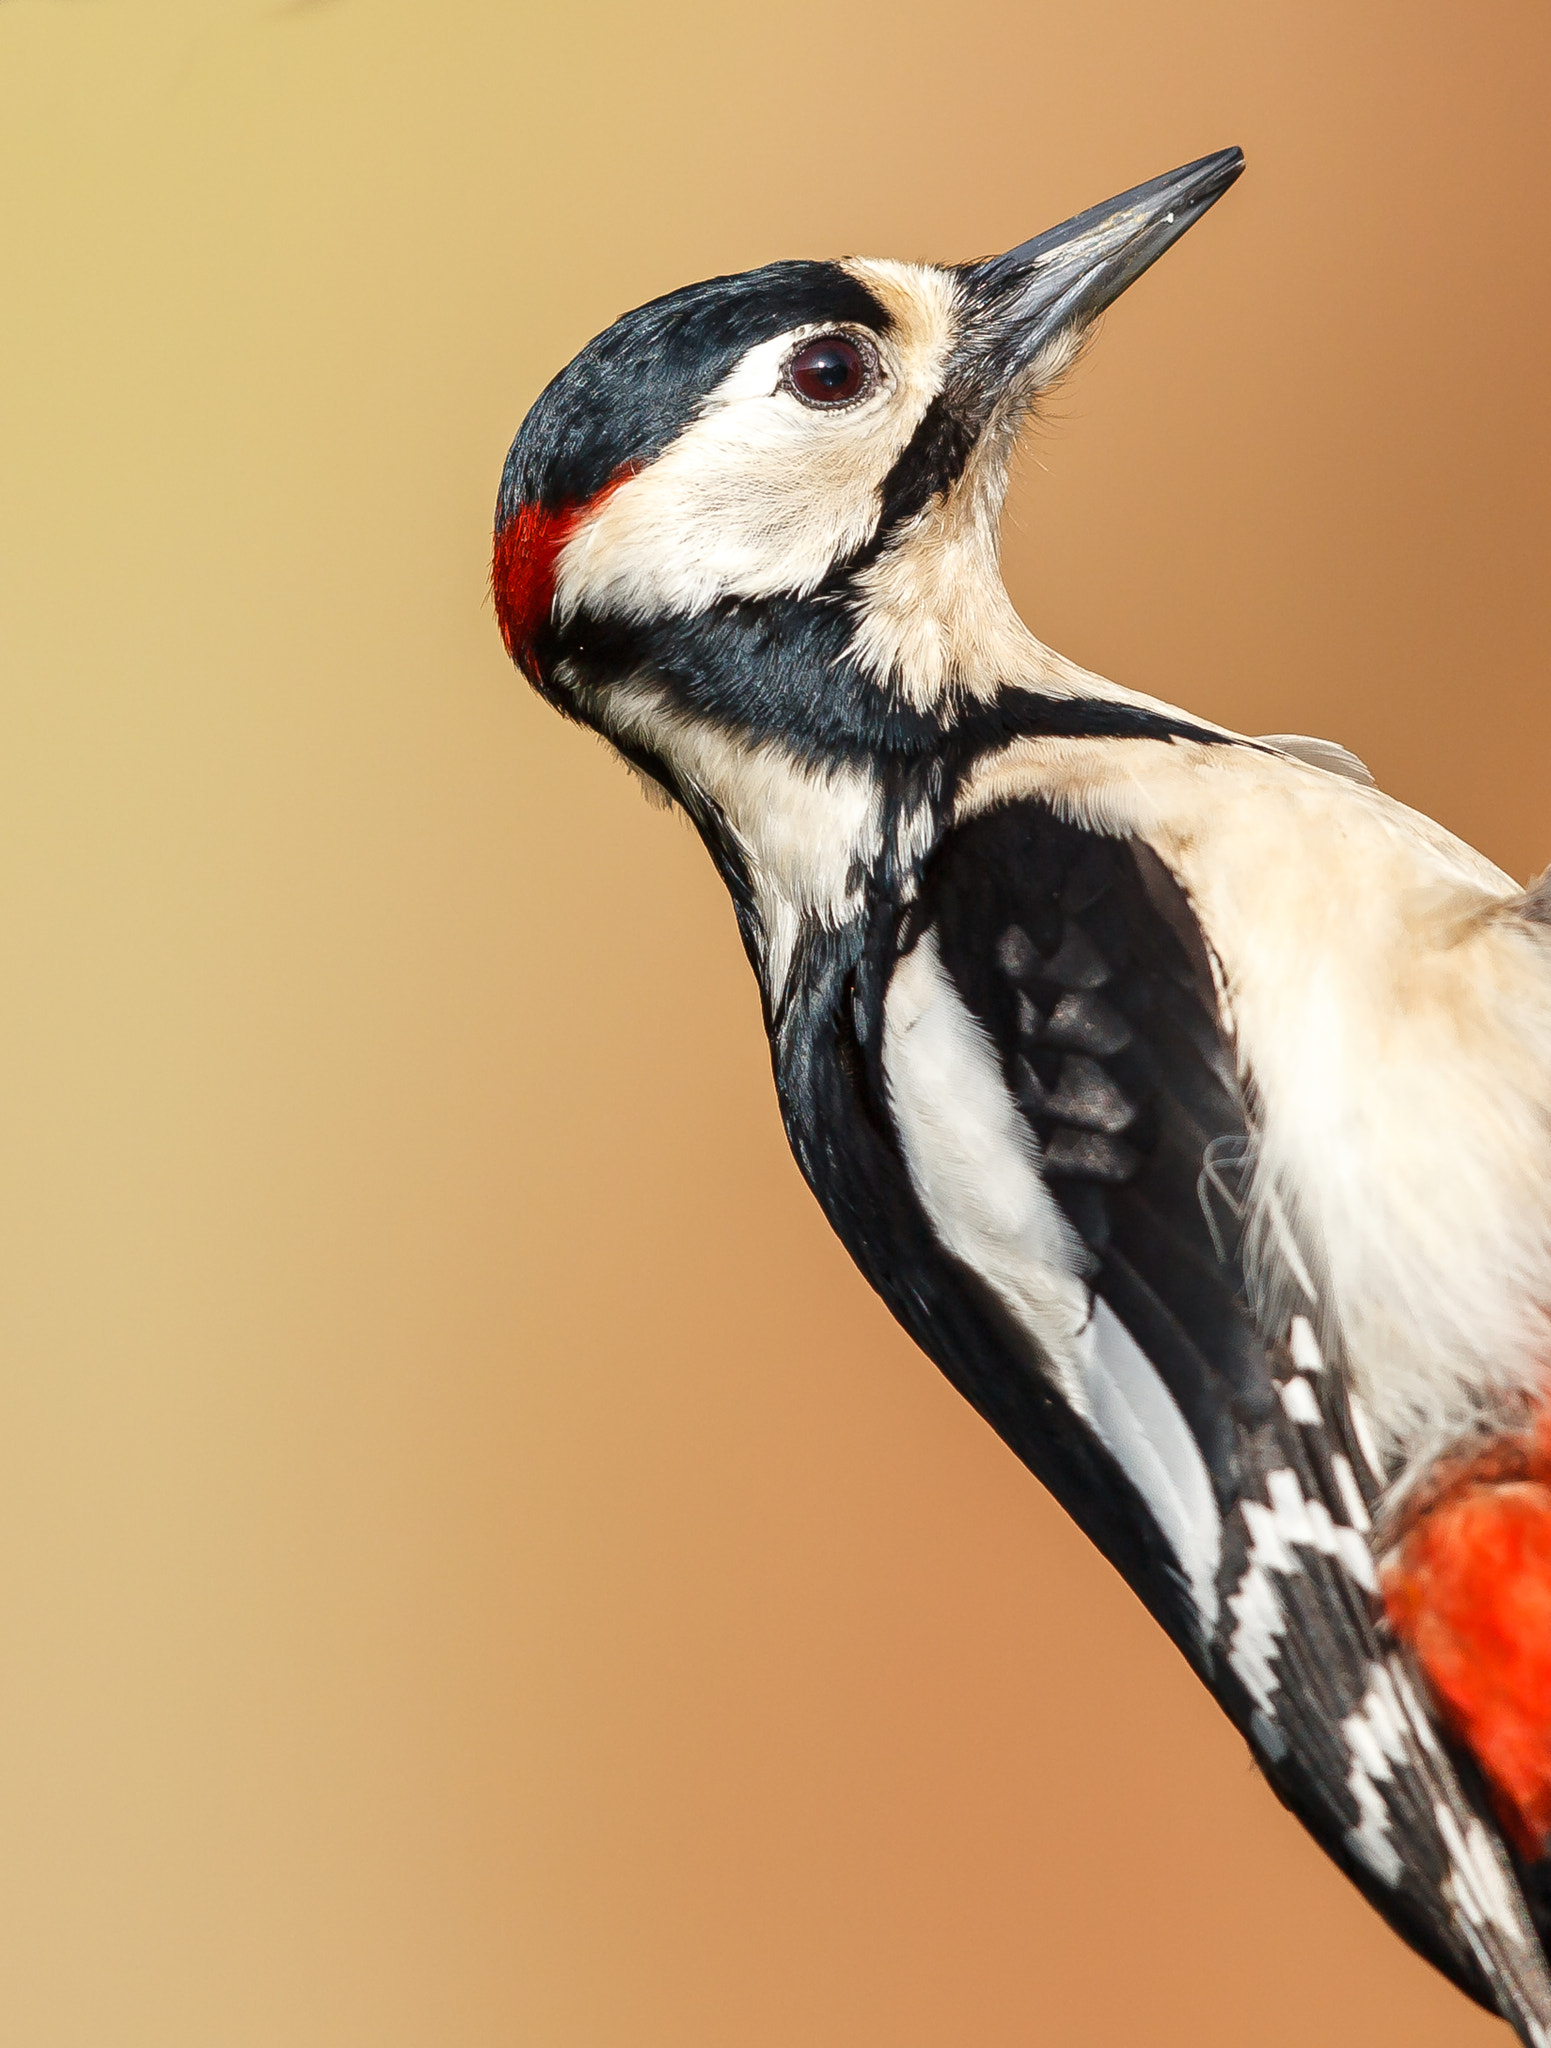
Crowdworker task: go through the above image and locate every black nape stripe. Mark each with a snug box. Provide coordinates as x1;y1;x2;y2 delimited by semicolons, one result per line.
553;589;1239;772
944;693;1235;764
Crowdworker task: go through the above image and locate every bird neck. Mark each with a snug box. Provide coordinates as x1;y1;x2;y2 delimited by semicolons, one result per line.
560;604;1236;1021
588;671;948;1011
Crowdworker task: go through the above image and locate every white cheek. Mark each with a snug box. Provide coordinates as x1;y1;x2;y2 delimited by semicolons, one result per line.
553;291;955;624
556;388;895;620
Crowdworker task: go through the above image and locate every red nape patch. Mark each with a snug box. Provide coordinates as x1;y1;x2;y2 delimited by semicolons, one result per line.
1383;1411;1551;1859
490;468;635;684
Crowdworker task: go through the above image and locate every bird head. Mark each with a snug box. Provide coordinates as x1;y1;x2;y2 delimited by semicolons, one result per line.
494;149;1242;789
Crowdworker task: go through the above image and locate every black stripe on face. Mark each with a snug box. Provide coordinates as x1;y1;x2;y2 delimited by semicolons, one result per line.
875;389;982;534
497;260;892;524
552;588;1241;767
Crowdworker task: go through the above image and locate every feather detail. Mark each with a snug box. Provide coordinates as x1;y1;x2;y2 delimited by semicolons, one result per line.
1257;732;1375;786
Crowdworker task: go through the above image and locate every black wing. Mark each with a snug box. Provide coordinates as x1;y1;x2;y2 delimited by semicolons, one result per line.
910;797;1551;2039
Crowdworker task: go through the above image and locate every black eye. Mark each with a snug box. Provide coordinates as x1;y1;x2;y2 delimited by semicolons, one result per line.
785;334;877;408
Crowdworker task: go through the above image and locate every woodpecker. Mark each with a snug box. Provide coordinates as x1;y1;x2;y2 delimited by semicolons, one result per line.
493;148;1551;2039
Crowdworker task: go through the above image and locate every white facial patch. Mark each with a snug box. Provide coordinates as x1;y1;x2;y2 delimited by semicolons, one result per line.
882;927;1222;1631
551;263;961;626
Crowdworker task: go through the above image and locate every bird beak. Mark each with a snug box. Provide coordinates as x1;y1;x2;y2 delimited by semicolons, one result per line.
957;147;1245;392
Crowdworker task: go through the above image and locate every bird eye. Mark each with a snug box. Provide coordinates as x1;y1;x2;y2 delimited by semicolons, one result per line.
784;334;878;408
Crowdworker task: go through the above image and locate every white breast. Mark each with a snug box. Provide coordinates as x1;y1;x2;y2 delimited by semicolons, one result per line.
960;733;1551;1477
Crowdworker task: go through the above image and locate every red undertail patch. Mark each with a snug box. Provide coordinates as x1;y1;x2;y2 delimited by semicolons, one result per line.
1383;1409;1551;1860
491;468;635;683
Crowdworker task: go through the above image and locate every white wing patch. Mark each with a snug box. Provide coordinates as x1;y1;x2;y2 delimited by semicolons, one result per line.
1228;1460;1377;1719
1278;1375;1322;1424
1435;1803;1533;1950
1342;1664;1411;1885
1073;1303;1222;1630
1288;1313;1324;1375
882;927;1222;1630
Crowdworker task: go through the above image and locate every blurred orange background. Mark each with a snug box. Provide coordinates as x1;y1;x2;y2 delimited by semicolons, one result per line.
2;2;1549;2043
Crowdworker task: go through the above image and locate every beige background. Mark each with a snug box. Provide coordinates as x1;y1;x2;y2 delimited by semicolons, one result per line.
2;1;1549;2042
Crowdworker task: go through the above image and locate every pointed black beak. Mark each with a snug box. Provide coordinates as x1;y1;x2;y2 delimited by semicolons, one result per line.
958;148;1244;390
